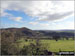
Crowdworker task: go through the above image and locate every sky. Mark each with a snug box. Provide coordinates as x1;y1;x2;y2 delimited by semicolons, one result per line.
0;0;74;30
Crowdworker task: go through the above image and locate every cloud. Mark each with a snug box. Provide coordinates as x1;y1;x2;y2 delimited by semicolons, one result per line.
15;17;22;21
29;21;50;27
1;1;74;21
40;23;50;26
36;21;74;30
29;22;39;25
9;16;23;22
54;21;74;29
38;11;73;21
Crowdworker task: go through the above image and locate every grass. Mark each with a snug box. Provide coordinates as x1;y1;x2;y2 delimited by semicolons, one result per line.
17;38;74;52
40;39;74;52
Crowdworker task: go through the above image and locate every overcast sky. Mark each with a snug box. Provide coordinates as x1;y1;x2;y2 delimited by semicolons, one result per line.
1;0;74;30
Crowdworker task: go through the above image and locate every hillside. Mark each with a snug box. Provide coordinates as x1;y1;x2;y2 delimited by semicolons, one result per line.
0;27;38;38
0;27;74;39
34;30;74;38
1;27;74;55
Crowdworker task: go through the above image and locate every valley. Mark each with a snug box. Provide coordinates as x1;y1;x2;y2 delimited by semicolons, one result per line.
0;27;74;55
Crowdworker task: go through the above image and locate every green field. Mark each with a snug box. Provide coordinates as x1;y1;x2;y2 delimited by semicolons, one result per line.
17;38;74;52
40;39;74;52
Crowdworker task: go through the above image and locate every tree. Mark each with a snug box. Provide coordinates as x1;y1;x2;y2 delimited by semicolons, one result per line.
1;31;17;55
65;36;69;40
53;35;60;41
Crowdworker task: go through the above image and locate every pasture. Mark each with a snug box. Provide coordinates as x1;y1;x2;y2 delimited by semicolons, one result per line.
17;38;74;52
40;39;74;52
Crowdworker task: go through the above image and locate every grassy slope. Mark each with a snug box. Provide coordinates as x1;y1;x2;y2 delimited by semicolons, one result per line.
17;38;74;52
40;39;74;52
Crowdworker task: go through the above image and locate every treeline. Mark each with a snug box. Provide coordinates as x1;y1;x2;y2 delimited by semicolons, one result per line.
36;30;74;37
35;30;74;41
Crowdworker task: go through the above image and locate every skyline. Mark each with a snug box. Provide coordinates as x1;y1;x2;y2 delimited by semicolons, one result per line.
1;0;74;30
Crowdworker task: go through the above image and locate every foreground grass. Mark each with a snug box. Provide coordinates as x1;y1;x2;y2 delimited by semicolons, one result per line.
40;39;74;52
17;38;74;52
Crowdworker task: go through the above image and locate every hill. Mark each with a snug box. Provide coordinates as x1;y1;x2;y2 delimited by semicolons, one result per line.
1;27;74;55
0;27;74;39
34;30;74;38
0;27;38;38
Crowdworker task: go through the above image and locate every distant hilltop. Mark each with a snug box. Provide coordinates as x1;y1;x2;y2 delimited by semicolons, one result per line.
0;27;74;38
